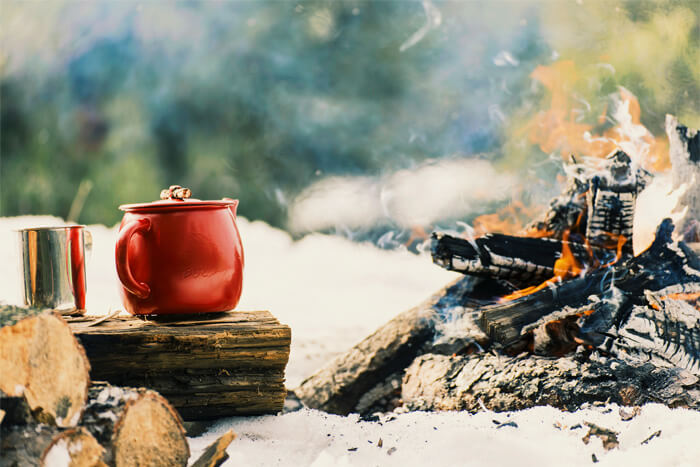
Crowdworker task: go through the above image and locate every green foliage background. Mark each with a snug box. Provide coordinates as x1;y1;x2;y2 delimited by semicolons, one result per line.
1;0;699;228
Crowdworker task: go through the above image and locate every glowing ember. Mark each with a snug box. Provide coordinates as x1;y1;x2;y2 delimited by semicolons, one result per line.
500;229;585;301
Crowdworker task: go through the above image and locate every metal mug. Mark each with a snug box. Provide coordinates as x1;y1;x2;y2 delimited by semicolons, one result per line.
18;226;92;311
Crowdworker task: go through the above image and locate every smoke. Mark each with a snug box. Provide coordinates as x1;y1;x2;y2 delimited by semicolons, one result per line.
289;158;516;233
634;173;688;254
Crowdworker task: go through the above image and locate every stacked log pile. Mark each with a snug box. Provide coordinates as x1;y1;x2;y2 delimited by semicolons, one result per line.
296;115;700;416
0;306;193;466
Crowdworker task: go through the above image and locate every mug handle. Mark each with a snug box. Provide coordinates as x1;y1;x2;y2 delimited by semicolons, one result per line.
115;218;151;299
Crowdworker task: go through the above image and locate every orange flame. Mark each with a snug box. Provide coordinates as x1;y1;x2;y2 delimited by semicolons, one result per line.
501;230;585;301
528;61;669;171
651;291;700;311
472;200;544;237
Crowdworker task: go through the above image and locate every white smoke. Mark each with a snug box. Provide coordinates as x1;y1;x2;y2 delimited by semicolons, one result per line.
634;173;688;254
288;158;517;233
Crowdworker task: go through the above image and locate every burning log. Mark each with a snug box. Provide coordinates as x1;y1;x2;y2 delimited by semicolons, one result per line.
0;306;91;428
67;310;291;420
585;149;650;256
402;353;700;413
0;425;105;467
479;220;700;358
80;383;190;467
431;232;604;285
295;277;484;415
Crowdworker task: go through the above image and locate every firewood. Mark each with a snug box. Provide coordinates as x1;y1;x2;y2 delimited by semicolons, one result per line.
431;232;604;285
295;277;481;415
80;383;190;467
479;220;700;349
402;353;700;413
190;430;236;467
0;306;90;427
0;425;105;467
585;149;650;256
667;114;700;239
67;310;290;420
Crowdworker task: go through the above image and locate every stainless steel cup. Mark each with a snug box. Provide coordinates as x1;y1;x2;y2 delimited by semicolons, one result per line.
18;226;92;311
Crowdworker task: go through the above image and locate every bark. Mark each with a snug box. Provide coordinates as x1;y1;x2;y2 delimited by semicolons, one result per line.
190;430;236;467
295;277;480;415
67;310;290;420
0;425;105;467
402;353;700;413
80;383;190;467
0;306;90;427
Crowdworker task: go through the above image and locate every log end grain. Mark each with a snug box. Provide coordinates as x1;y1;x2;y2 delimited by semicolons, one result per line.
0;309;90;427
114;393;190;467
82;384;190;467
42;427;106;467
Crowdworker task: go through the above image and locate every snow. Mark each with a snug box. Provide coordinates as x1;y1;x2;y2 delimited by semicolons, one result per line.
42;438;72;466
2;215;699;466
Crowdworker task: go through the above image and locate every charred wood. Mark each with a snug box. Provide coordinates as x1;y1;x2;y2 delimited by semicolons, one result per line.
430;232;607;285
611;293;700;375
479;219;700;348
402;353;700;413
528;161;588;239
585;149;650;256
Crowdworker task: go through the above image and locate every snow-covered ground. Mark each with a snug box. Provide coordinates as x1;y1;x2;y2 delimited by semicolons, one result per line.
2;215;699;466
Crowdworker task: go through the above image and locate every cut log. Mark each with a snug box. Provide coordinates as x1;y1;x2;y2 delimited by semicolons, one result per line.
295;277;483;415
402;353;700;413
67;310;290;420
667;114;700;238
80;383;190;467
0;425;105;467
191;430;236;467
0;306;90;427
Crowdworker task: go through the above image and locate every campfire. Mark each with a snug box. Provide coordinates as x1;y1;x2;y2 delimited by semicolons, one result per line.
296;113;700;418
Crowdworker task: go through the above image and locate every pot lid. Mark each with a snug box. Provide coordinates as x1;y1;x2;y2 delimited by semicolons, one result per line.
119;185;237;211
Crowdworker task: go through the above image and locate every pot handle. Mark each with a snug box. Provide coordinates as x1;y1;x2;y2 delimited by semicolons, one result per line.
115;218;151;299
223;198;238;219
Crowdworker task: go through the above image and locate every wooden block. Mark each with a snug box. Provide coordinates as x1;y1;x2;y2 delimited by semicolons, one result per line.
67;311;291;420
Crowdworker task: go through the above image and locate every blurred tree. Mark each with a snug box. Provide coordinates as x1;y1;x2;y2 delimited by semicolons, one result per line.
1;0;698;229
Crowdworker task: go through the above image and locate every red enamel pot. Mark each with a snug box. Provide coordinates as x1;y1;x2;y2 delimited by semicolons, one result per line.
115;186;244;316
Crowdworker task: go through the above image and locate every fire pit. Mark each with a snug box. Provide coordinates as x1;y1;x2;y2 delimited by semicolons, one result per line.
295;114;700;417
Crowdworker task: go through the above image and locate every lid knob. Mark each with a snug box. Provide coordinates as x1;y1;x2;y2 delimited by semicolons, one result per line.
160;185;192;201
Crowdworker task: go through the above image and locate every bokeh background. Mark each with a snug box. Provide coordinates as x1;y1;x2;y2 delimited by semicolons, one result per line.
2;0;699;238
